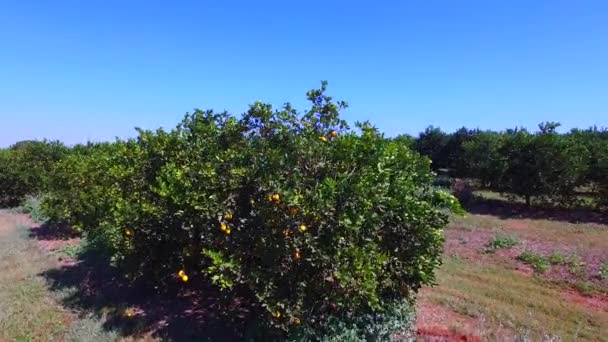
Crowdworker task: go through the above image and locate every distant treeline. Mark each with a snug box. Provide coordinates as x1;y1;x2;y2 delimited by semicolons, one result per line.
1;122;607;209
400;122;608;207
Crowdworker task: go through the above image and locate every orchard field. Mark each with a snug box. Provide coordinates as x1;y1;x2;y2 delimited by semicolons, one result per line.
1;84;607;341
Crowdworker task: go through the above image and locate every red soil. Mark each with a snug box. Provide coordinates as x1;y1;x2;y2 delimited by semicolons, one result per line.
561;289;608;312
415;297;487;341
416;326;481;342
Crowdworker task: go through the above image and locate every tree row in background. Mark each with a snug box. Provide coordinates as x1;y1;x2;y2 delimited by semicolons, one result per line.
2;121;606;211
406;122;608;207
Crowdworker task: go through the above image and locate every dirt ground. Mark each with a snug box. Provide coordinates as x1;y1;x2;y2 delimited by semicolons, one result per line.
414;211;608;341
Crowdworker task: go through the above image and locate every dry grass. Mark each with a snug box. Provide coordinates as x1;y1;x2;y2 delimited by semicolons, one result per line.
417;196;608;341
421;257;608;341
0;213;70;342
0;211;126;342
450;213;608;251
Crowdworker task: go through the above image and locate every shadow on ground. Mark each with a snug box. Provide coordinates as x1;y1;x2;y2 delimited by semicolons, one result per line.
29;223;252;341
464;197;608;226
29;221;81;240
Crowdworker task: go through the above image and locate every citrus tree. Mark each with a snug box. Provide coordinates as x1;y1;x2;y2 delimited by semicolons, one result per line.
43;82;461;339
0;140;68;207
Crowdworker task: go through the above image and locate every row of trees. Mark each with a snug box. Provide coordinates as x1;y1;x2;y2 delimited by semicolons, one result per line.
0;84;460;340
407;123;608;207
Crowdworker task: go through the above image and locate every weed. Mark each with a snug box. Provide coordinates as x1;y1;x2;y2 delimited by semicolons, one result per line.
60;243;84;259
599;262;608;281
486;233;518;252
19;194;48;223
566;255;586;277
548;251;567;265
517;251;550;273
572;281;596;296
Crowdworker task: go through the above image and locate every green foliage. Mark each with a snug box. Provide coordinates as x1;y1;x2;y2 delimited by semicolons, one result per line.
569;127;608;207
566;254;586;277
414;126;449;170
517;251;550;273
60;243;86;259
19;194;49;223
491;126;588;206
462;130;503;188
599;262;608;281
202;248;238;290
0;140;68;207
486;234;518;252
288;299;415;342
548;251;567;265
417;124;608;208
42;82;461;337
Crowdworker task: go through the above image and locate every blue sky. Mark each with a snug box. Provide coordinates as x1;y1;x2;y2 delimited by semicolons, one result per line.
1;1;607;147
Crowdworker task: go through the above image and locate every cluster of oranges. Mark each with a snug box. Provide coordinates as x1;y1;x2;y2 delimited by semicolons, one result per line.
267;193;281;203
319;130;338;142
177;269;189;282
220;223;231;235
219;212;233;235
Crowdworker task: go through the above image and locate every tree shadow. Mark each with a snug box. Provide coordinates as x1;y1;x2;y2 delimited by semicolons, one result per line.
40;249;251;341
464;196;608;225
29;221;80;241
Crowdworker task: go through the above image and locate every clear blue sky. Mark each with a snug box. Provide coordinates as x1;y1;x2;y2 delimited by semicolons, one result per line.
1;1;607;147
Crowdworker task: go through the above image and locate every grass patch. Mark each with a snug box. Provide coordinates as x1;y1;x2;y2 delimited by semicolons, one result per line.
424;257;608;340
0;213;119;341
0;223;69;341
517;251;550;273
548;251;567;265
486;233;518;252
18;194;48;223
449;212;608;252
566;254;587;277
600;262;608;281
59;240;87;259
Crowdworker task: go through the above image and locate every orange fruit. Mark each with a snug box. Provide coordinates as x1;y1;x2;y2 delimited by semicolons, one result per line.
220;224;228;232
272;194;280;202
225;228;231;235
181;275;189;282
178;270;185;277
289;207;298;216
330;131;338;138
124;308;135;317
125;229;132;236
294;251;301;260
225;212;233;220
320;136;328;142
299;224;307;232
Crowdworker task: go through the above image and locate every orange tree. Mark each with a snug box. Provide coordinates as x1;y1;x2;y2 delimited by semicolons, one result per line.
0;140;68;207
43;82;461;339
